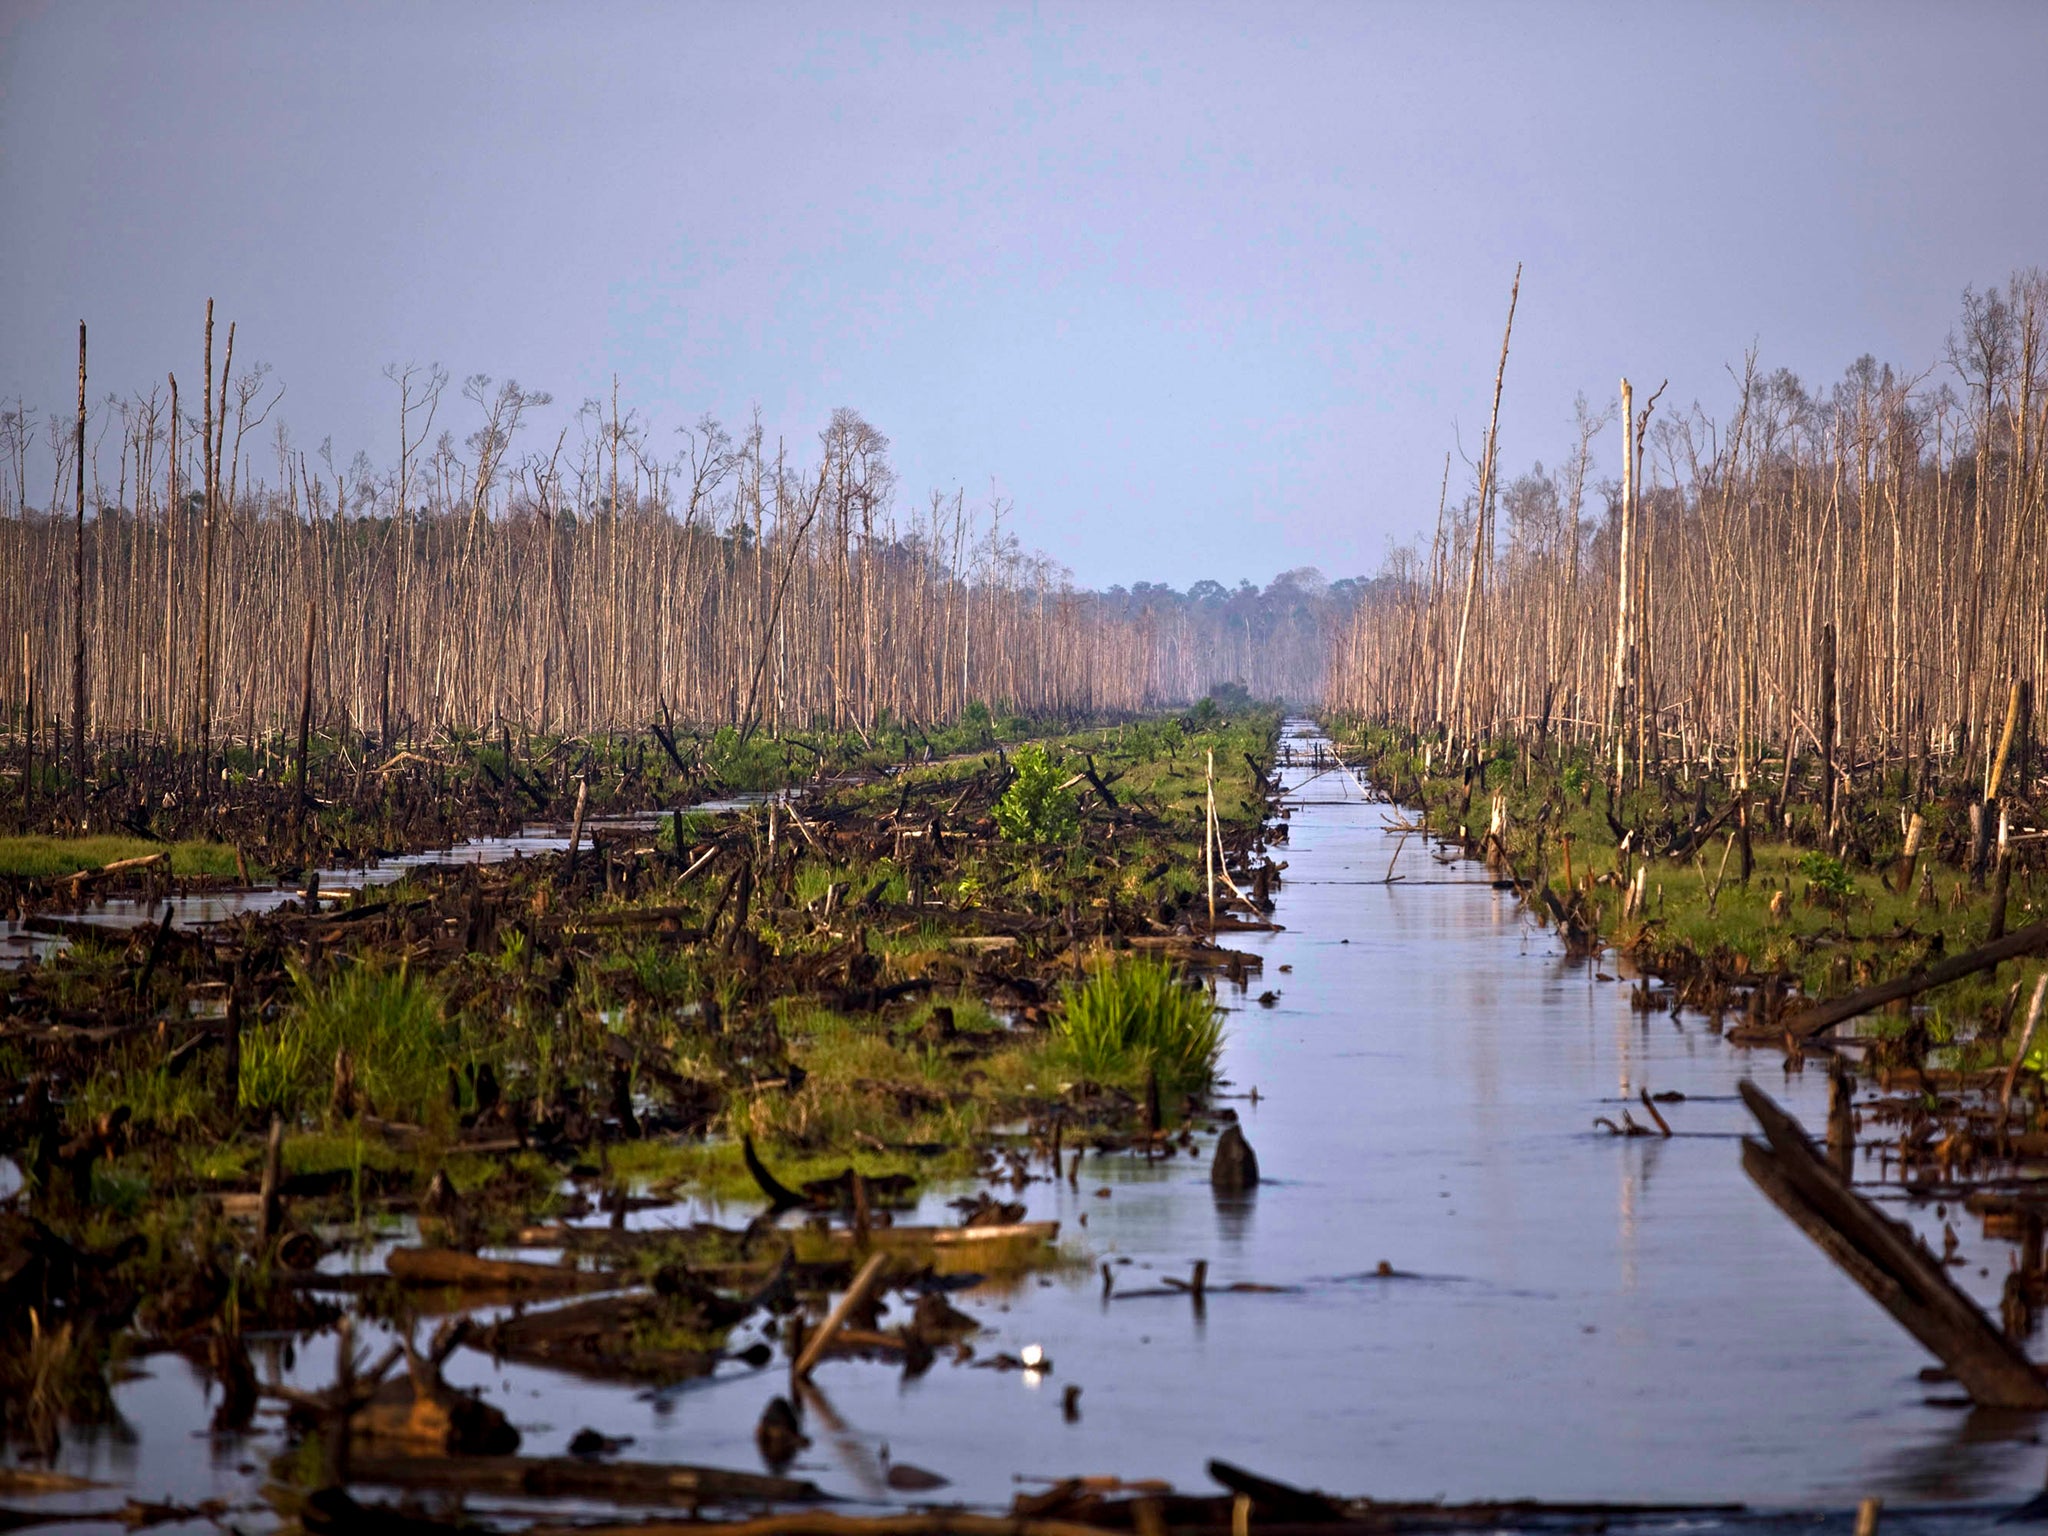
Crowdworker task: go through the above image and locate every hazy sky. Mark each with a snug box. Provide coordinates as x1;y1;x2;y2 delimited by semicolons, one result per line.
4;1;2046;589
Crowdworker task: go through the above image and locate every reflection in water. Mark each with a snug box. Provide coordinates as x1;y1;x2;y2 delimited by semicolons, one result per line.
1212;1189;1257;1250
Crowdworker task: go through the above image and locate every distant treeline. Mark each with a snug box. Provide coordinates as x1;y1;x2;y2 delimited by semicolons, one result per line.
1329;271;2048;788
0;312;1324;747
1096;570;1380;705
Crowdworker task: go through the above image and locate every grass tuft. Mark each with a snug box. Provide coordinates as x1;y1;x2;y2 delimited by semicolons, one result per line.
0;835;240;879
240;960;449;1124
1055;955;1223;1095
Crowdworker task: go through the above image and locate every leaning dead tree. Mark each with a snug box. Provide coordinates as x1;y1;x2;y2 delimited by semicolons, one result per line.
1330;269;2048;796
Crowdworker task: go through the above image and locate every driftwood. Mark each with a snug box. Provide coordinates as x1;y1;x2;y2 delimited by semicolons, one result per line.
472;1292;733;1384
793;1251;890;1380
346;1455;820;1506
384;1246;617;1292
522;1518;1106;1536
1782;918;2048;1039
351;1331;520;1456
814;1219;1057;1251
1739;1080;2048;1408
1011;1461;1743;1536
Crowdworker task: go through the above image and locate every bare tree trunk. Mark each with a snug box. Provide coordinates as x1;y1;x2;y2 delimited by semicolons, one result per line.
71;321;87;812
1446;264;1521;742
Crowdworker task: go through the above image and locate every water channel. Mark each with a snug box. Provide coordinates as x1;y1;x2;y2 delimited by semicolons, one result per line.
17;720;2048;1525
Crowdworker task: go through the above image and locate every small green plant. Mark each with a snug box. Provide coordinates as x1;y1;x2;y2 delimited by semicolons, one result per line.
625;941;700;1002
1797;851;1856;905
1055;955;1224;1096
994;744;1079;845
496;926;530;973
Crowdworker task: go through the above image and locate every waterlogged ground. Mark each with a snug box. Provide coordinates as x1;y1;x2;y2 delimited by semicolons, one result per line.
0;800;783;967
18;721;2048;1525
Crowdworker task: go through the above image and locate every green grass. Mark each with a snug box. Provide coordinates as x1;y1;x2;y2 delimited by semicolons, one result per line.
73;1053;218;1137
240;960;452;1124
717;994;1059;1154
0;835;241;879
1055;954;1225;1096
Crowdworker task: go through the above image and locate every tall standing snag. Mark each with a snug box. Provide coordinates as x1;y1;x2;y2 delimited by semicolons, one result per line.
294;598;317;822
72;321;87;813
1446;263;1521;742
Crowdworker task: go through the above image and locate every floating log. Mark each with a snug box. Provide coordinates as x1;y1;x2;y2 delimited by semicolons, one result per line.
384;1246;617;1292
1738;1080;2048;1408
1207;1460;1343;1521
523;1517;1104;1536
812;1220;1057;1250
346;1455;820;1506
349;1364;519;1457
1782;919;2048;1039
471;1292;730;1383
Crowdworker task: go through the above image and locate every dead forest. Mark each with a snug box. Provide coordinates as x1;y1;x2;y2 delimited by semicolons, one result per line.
1329;272;2048;789
0;307;1273;764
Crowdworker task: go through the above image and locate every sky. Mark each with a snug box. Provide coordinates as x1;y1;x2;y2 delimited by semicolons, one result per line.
4;1;2047;590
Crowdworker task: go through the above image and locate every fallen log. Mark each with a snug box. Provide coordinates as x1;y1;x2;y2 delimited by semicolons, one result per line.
522;1517;1106;1536
385;1247;618;1292
1206;1459;1344;1521
793;1251;890;1381
1782;918;2048;1039
555;905;706;935
348;1331;520;1456
811;1219;1058;1251
1739;1080;2048;1408
56;854;168;911
346;1455;820;1506
472;1292;730;1383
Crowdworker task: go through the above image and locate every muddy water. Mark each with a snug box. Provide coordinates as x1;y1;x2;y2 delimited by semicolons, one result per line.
19;722;2048;1520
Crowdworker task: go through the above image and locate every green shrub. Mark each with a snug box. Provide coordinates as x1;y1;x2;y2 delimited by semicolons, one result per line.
994;744;1079;845
1055;956;1224;1095
1797;851;1855;904
241;961;450;1123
